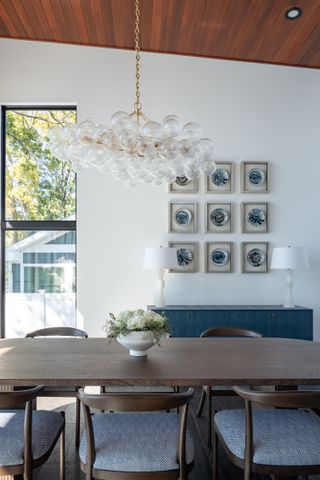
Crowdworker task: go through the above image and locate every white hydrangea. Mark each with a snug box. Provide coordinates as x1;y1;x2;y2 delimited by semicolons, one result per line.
105;308;169;342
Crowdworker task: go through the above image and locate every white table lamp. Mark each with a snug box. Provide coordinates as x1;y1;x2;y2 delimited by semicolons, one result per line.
271;246;309;308
143;246;177;308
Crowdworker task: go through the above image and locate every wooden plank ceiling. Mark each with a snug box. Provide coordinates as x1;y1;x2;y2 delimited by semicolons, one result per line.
0;0;319;68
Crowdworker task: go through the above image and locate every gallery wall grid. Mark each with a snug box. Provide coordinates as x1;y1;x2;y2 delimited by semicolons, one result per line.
167;161;270;274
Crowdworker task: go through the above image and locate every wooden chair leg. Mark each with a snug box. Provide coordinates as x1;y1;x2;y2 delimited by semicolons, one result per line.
196;388;206;417
75;396;80;447
207;391;213;448
244;463;251;480
213;427;219;480
60;419;65;480
86;467;93;480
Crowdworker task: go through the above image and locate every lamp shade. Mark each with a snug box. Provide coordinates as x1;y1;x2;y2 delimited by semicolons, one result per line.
271;246;309;270
143;246;177;270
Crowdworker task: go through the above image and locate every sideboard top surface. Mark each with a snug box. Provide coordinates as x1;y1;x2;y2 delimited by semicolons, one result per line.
150;305;312;312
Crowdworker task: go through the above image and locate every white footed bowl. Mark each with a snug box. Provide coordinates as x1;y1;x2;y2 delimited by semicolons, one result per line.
117;331;156;356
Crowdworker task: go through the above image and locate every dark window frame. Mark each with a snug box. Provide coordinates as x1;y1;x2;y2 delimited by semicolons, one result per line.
0;105;77;337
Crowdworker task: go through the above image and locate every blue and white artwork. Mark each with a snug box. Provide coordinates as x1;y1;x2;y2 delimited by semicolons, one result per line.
175;208;192;226
247;208;265;227
177;248;193;266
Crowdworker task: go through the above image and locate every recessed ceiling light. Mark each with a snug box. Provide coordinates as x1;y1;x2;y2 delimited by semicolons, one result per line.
285;7;303;20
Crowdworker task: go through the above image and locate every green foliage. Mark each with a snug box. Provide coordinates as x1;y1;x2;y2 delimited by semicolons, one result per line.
104;309;171;345
5;109;76;221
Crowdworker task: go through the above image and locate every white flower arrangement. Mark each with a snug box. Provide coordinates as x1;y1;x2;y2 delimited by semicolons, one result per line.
104;309;170;344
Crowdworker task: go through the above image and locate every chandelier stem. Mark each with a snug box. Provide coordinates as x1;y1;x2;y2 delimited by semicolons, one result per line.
134;0;142;122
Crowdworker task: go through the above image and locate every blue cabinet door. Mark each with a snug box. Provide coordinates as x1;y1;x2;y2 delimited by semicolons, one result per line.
163;310;231;337
151;306;313;340
230;310;313;340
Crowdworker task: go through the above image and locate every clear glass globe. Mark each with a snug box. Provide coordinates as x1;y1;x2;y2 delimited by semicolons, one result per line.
144;142;158;159
158;138;178;159
110;111;129;127
185;167;201;180
76;120;96;142
63;124;77;143
200;157;216;175
48;126;65;144
117;129;137;151
162;115;182;137
182;122;202;141
114;117;139;134
163;170;177;183
136;137;151;156
178;139;195;157
141;121;162;138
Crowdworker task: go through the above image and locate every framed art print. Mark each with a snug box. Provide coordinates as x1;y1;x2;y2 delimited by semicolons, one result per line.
205;202;232;233
205;242;232;273
241;202;268;233
241;161;269;193
168;241;198;273
206;162;233;193
169;176;198;193
169;202;197;233
241;242;268;273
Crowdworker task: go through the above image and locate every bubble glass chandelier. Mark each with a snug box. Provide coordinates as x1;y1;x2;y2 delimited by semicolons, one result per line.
49;0;216;187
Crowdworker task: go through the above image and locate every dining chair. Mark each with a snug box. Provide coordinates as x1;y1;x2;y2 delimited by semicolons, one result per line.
25;326;88;447
0;385;65;480
78;387;195;480
213;386;320;480
196;326;262;447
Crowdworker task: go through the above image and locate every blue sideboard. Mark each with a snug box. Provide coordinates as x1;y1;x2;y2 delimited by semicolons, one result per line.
150;305;313;340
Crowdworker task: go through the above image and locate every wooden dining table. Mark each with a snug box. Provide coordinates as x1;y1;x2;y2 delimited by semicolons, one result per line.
0;337;320;387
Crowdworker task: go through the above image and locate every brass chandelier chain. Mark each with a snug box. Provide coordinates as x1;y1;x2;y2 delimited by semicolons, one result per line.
134;0;142;121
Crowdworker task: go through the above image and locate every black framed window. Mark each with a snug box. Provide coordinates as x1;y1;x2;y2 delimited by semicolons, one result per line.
1;106;77;338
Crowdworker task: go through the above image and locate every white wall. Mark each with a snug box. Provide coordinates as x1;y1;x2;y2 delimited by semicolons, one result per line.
1;39;320;338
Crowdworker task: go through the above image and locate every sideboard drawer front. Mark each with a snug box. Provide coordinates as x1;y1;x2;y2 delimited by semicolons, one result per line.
163;310;231;338
230;310;313;340
230;311;277;337
151;306;313;340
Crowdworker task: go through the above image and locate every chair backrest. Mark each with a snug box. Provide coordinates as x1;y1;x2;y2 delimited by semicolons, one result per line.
0;386;45;472
234;386;320;409
200;326;262;338
25;327;88;338
0;385;43;408
79;387;194;412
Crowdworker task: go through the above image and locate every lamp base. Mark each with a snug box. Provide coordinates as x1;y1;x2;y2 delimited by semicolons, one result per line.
284;270;295;309
154;269;166;308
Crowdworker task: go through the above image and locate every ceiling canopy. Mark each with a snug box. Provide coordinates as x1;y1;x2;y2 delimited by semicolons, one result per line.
0;0;319;68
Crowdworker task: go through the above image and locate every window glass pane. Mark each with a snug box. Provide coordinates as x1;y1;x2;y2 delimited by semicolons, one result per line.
5;230;76;338
5;109;76;221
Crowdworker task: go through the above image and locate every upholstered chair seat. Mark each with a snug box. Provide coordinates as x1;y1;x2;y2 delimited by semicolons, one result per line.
213;387;320;480
80;412;194;472
0;410;64;467
79;388;194;479
214;408;320;466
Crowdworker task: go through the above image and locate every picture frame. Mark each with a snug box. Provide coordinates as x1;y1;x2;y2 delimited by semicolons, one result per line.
206;161;233;193
168;202;197;233
168;241;198;273
241;161;269;193
241;242;269;273
169;176;198;193
241;202;269;233
205;242;232;273
205;202;232;233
